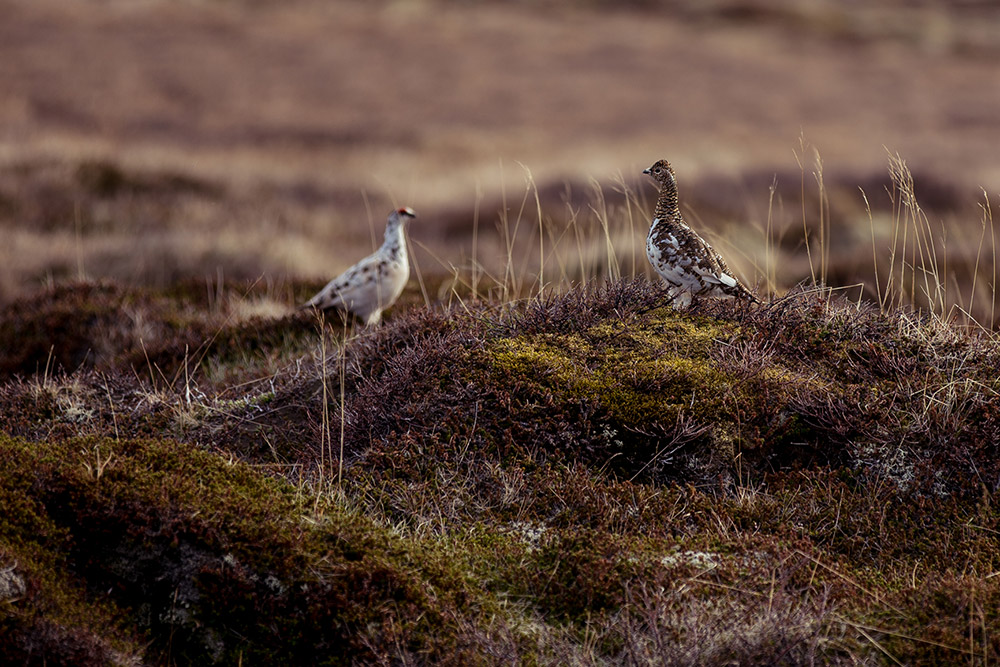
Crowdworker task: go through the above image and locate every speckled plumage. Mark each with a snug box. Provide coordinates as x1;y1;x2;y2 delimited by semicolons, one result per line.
643;159;755;307
301;207;416;325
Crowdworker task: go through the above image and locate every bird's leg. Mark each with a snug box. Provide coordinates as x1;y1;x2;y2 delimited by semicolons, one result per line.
661;284;681;308
672;290;693;309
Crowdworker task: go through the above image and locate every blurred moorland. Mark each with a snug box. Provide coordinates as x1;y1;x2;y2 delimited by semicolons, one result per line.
2;0;1000;320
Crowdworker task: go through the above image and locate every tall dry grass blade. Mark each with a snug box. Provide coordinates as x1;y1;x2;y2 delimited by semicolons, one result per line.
886;152;912;312
360;189;377;253
317;312;329;501
101;373;120;443
968;210;989;327
883;181;901;311
794;135;818;286
765;175;778;295
540;186;577;288
472;182;483;300
610;171;639;278
811;149;829;287
497;159;520;303
587;178;620;282
980;191;997;329
405;232;430;311
74;200;86;281
860;187;885;313
887;151;948;319
563;187;587;288
516;162;545;298
337;318;347;491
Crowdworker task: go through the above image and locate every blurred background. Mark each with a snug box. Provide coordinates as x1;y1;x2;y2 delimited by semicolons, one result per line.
2;0;999;323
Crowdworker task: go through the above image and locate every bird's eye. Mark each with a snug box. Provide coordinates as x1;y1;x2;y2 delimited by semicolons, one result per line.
654;167;662;174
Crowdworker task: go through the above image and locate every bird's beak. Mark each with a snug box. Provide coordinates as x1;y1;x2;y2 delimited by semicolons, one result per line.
642;168;651;175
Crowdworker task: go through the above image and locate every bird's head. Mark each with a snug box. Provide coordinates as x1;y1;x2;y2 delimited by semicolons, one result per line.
642;160;676;187
392;207;417;222
386;207;417;230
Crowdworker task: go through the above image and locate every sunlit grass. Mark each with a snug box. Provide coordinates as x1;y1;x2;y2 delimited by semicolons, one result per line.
412;150;997;335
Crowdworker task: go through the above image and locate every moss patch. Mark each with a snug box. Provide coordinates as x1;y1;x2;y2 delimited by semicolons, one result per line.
0;434;497;664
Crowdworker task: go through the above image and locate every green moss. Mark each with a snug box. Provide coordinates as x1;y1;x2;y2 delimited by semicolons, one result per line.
0;433;501;664
485;312;733;429
0;440;143;663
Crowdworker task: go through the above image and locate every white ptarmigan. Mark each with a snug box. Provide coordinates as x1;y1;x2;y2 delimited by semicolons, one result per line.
643;159;755;307
301;207;416;325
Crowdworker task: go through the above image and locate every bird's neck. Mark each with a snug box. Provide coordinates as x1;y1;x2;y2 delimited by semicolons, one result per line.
653;181;680;224
381;220;407;257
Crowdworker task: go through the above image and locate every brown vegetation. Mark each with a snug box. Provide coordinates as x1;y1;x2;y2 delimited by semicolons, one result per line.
3;0;1000;664
2;277;1000;663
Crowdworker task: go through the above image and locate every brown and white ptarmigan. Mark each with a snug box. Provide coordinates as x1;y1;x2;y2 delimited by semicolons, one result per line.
643;159;755;307
301;207;416;325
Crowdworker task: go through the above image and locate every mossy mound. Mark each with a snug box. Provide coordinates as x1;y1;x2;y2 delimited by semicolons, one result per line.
0;434;496;664
245;280;1000;496
3;278;1000;664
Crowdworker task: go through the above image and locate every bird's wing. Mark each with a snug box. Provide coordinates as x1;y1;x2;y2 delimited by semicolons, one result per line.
672;223;752;296
671;224;733;281
303;254;382;311
691;246;756;299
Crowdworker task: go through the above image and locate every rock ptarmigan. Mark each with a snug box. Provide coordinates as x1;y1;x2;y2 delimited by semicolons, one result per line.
643;159;755;307
301;207;416;325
